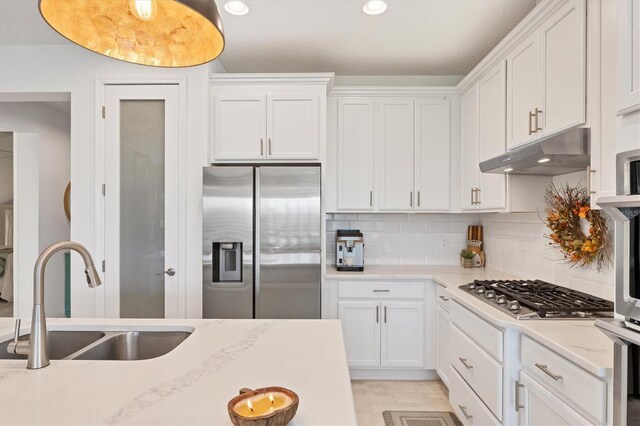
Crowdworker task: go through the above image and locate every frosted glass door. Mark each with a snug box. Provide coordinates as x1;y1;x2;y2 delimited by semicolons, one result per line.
104;85;180;318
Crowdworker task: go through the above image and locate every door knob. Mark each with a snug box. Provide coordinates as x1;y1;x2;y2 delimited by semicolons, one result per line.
157;268;176;277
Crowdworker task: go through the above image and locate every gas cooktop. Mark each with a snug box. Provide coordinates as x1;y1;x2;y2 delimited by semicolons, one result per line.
459;279;614;320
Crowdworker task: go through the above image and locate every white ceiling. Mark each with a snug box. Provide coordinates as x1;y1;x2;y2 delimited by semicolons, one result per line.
0;0;537;76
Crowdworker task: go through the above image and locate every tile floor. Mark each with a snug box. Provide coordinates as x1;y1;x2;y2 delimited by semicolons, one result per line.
352;379;453;426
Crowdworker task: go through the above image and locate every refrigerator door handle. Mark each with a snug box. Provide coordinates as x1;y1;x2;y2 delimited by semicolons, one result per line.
254;169;261;319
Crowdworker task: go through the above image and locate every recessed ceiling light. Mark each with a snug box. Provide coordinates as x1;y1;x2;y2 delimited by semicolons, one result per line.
363;0;387;15
504;167;514;173
537;157;551;163
225;1;249;16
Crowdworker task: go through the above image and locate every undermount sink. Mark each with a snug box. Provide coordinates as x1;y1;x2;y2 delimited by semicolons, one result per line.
1;328;192;362
0;331;106;360
73;331;191;361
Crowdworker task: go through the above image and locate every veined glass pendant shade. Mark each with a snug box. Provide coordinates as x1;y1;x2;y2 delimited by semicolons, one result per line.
39;0;225;67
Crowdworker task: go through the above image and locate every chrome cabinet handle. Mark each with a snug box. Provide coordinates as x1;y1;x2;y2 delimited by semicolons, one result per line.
535;363;563;381
475;187;481;205
260;138;264;156
534;108;543;132
268;138;272;156
470;188;475;205
459;357;473;370
588;166;596;195
373;289;390;293
370;190;373;207
439;295;450;302
410;191;413;207
384;306;387;323
528;110;535;135
515;380;525;412
157;268;176;277
417;191;421;207
376;306;379;323
458;405;473;420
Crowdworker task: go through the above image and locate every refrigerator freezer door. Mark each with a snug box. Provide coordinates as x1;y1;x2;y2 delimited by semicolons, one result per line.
203;167;254;318
257;166;321;319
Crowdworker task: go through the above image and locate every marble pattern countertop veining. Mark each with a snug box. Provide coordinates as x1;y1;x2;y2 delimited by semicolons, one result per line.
0;318;357;425
326;265;614;378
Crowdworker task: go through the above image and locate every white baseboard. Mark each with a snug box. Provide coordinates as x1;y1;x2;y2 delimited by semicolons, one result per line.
349;368;440;380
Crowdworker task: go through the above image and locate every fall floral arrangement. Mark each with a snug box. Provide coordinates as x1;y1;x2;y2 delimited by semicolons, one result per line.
543;184;612;271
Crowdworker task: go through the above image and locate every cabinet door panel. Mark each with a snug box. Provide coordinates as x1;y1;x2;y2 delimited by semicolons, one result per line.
381;301;424;368
617;0;640;114
540;0;586;134
338;301;380;367
461;84;480;211
415;99;451;211
436;306;451;387
507;32;540;149
267;93;319;159
213;94;266;160
519;372;591;426
378;99;415;211
337;99;375;211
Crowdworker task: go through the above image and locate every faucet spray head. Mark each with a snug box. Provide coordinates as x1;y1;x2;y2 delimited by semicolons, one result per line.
84;264;102;288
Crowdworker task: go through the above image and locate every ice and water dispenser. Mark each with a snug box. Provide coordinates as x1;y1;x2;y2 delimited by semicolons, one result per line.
212;242;242;282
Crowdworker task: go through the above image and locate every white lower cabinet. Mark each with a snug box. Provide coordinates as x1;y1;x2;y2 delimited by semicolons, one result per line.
436;305;451;387
338;301;380;368
449;367;501;426
338;300;424;368
518;371;590;426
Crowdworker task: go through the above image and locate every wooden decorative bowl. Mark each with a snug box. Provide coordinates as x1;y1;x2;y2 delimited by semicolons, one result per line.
228;387;299;426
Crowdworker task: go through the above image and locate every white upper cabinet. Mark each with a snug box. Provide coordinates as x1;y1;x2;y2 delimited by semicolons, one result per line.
507;0;586;150
378;99;415;211
332;93;452;213
266;93;319;159
337;98;375;211
210;74;331;162
213;94;266;160
461;83;480;211
479;62;507;210
539;0;586;134
507;32;541;149
415;98;451;211
617;0;640;115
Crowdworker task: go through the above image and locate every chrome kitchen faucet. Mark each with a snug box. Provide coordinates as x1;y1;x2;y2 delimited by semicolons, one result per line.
7;241;102;369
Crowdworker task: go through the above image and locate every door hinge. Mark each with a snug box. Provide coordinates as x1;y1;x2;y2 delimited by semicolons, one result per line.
101;106;106;119
101;260;105;273
102;184;106;196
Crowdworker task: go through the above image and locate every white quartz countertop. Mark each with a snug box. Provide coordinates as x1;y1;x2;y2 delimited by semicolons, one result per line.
0;318;357;426
326;265;614;378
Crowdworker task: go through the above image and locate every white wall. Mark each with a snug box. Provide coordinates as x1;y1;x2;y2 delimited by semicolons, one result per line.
0;44;225;317
326;213;480;265
0;102;71;317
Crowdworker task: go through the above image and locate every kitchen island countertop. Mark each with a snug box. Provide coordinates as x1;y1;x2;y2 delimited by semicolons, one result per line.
0;318;357;426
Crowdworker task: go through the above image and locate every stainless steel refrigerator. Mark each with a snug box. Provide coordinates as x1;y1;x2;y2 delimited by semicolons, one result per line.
203;165;321;319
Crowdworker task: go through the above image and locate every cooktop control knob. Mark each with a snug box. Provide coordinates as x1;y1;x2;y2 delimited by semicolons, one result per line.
476;287;485;294
496;295;507;304
485;290;496;299
507;300;521;311
468;283;476;290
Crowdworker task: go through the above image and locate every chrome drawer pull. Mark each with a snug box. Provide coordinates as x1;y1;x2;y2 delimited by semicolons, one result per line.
439;295;449;302
515;380;525;412
459;405;473;420
376;306;379;323
535;363;563;381
459;357;473;370
372;289;390;293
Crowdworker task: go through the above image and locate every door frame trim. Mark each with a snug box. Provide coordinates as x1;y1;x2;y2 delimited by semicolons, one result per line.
94;76;187;318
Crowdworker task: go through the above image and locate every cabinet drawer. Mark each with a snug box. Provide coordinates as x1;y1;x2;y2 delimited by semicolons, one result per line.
449;367;501;426
338;281;424;299
450;301;503;362
521;336;607;424
450;323;503;420
436;285;451;311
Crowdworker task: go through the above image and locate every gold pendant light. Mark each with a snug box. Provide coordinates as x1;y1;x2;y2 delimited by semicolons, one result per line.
39;0;225;67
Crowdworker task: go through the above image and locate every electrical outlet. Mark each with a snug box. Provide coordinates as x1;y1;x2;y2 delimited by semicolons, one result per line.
440;237;449;250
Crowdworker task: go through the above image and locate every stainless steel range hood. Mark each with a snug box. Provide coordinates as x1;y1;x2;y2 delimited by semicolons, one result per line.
479;128;590;175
